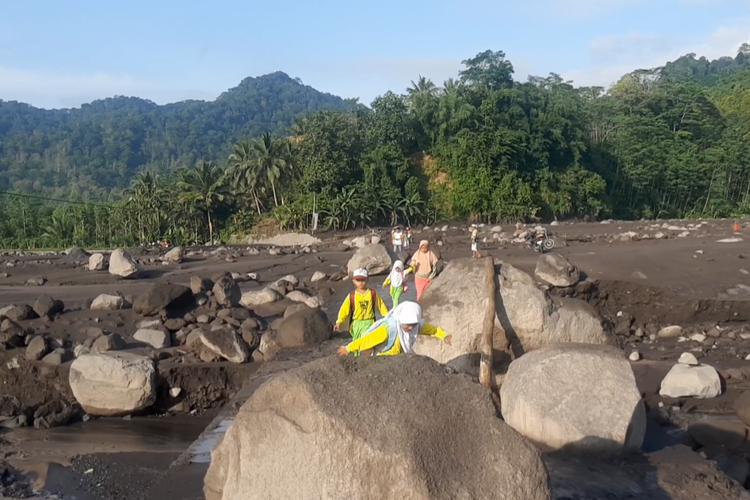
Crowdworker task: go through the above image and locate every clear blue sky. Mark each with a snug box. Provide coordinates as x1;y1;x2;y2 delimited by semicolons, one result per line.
1;0;749;109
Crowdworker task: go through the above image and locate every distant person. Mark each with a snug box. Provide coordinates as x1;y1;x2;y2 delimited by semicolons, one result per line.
408;240;439;301
337;301;452;356
382;260;412;307
470;224;481;259
334;268;389;355
392;227;404;253
404;227;413;250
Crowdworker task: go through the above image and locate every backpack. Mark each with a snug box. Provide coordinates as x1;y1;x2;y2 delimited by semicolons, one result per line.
349;289;377;323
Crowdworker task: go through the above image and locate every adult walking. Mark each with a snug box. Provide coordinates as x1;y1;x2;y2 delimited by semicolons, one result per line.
409;240;439;301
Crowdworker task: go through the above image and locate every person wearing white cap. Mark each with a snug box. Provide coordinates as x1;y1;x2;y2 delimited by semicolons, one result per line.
334;268;389;354
337;301;452;356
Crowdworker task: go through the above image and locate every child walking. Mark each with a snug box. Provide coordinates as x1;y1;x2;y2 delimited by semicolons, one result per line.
334;268;389;355
470;224;481;258
338;301;452;357
382;260;412;307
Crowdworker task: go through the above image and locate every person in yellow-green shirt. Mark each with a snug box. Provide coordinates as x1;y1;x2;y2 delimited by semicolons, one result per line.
338;301;452;356
334;268;390;352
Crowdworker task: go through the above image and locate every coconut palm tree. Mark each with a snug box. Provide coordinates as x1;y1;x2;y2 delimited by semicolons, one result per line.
248;132;295;208
407;76;437;98
228;140;264;214
176;161;226;244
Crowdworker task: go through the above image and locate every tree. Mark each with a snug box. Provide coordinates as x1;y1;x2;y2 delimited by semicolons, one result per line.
459;50;515;90
177;161;226;244
246;132;296;207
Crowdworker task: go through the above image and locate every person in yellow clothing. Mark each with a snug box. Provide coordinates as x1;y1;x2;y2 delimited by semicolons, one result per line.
334;268;390;356
337;301;452;356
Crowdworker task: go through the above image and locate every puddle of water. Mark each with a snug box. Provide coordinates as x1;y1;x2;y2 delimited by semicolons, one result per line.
5;415;212;490
187;418;234;464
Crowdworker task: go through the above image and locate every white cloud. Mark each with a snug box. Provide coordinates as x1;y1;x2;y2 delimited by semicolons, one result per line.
564;20;750;87
0;66;217;109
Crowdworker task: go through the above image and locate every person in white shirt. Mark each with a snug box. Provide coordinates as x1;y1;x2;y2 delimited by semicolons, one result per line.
392;227;404;253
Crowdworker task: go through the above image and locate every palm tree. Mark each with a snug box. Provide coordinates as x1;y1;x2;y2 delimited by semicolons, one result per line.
248;132;296;207
228;140;263;214
407;76;437;98
442;78;460;96
177;161;226;244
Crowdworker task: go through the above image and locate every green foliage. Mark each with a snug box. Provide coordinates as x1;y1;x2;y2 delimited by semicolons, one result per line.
3;48;750;248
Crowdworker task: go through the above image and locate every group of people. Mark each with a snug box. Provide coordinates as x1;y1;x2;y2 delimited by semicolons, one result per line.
391;226;413;253
333;223;493;357
335;236;447;357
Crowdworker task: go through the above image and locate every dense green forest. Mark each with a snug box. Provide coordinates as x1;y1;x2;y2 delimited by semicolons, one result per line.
0;72;356;198
1;45;750;249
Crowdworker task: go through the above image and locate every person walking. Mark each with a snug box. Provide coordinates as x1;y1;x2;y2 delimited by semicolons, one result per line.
392;227;404;253
337;301;452;356
404;227;413;250
382;260;411;307
408;240;439;301
470;224;481;259
334;268;389;355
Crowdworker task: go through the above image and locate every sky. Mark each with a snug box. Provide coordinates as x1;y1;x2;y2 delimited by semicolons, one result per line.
1;0;749;109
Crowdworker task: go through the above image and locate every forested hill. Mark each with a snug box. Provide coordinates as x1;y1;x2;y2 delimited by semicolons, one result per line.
0;71;355;198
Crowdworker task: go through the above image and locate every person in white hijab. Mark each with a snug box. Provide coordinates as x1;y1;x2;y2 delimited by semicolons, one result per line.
337;301;452;356
382;260;412;307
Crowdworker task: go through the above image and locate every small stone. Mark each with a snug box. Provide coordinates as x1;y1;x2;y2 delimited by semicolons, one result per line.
678;352;699;365
133;329;171;349
658;326;683;338
25;277;47;286
690;333;707;343
91;333;127;353
164;318;187;331
41;349;70;365
197;314;211;324
628;351;641;362
311;271;327;283
169;387;182;398
25;335;49;361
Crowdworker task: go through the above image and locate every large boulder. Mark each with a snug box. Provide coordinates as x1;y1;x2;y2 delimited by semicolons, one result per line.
500;344;646;456
204;355;551;500
133;283;192;316
347;243;392;276
734;391;750;427
88;253;106;271
413;258;613;384
69;353;156;416
659;363;722;399
534;253;580;287
108;249;142;278
240;288;281;308
276;308;332;348
213;274;242;308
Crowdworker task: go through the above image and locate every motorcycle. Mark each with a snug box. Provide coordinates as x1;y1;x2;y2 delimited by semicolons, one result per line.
526;228;555;253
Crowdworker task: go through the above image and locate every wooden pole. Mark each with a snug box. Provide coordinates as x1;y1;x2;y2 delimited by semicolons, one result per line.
480;256;496;390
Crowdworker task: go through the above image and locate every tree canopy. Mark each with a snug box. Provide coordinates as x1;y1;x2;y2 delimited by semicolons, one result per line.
2;47;750;249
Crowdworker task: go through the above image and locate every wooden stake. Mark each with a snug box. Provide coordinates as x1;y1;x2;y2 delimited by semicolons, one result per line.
480;256;496;390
